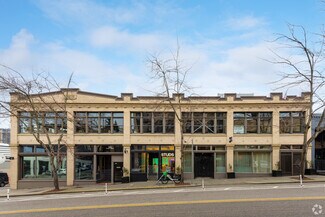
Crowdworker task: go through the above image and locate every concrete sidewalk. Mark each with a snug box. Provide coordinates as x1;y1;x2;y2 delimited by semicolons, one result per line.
1;175;325;198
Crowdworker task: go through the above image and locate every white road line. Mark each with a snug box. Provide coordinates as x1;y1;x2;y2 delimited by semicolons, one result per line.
273;186;279;189
224;188;230;190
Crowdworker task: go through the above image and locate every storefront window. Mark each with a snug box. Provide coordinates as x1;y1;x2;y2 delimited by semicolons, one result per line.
235;151;271;173
216;153;225;173
184;152;192;172
76;145;94;152
131;152;146;173
161;153;175;173
22;156;67;179
75;155;93;180
97;145;123;152
253;152;271;173
235;152;252;173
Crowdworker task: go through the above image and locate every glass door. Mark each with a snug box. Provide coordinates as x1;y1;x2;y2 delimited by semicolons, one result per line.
147;153;159;180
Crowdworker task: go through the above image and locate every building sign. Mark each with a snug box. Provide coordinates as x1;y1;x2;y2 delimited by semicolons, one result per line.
161;153;174;157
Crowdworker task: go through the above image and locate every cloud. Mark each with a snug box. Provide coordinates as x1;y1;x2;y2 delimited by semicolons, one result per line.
89;26;171;52
226;15;266;30
34;0;145;26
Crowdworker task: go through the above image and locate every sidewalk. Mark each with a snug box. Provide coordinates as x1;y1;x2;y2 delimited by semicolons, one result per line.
1;175;325;198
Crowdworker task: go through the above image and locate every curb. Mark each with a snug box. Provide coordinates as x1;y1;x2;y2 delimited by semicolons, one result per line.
0;183;198;198
1;179;325;198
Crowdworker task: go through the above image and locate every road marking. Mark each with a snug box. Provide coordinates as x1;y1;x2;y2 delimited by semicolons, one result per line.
224;188;230;190
2;196;325;215
273;186;279;189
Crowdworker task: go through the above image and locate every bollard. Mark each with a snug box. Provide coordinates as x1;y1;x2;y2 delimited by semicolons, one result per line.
300;175;303;188
105;183;108;195
7;189;10;200
202;178;205;190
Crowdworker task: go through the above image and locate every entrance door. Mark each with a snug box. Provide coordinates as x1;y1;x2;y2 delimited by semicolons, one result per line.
292;153;301;175
281;152;292;176
194;153;214;178
281;152;302;176
97;155;112;182
147;153;159;180
113;162;123;182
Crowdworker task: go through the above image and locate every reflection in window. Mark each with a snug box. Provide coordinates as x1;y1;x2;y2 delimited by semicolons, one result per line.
75;156;93;180
74;112;124;134
18;112;67;134
182;112;226;134
234;112;272;134
280;112;304;134
21;156;67;179
184;152;192;172
216;153;226;173
131;112;174;134
131;152;146;173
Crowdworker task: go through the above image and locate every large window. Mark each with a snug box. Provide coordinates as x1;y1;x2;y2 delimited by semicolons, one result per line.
19;112;67;134
280;112;305;134
182;112;226;134
74;112;124;134
234;145;271;173
234;112;272;134
20;145;67;179
74;144;123;181
130;112;175;134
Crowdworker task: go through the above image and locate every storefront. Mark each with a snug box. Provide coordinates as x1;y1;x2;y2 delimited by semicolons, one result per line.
130;145;175;181
234;145;272;177
74;144;123;183
280;145;302;176
183;145;226;179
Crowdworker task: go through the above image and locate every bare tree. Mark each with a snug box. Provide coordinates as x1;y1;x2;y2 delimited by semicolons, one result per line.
0;64;73;190
147;45;194;182
269;24;325;177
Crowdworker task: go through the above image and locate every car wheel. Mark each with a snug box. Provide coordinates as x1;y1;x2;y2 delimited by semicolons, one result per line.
0;182;5;187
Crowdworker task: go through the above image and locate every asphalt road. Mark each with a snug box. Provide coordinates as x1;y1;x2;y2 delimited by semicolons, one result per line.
1;183;325;217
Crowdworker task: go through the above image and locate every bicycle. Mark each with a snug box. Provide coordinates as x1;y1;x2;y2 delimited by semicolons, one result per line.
156;172;181;184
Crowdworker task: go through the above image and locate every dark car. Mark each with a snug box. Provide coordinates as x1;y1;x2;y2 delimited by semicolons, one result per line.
0;172;9;187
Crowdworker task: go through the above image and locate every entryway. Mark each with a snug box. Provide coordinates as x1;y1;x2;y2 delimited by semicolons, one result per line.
147;153;159;180
194;153;214;178
281;152;301;176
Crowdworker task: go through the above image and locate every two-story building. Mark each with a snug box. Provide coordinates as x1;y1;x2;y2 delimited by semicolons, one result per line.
9;89;311;189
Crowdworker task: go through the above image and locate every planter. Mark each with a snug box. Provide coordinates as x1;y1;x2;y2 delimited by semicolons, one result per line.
272;170;282;177
121;176;130;183
305;169;317;175
227;172;235;179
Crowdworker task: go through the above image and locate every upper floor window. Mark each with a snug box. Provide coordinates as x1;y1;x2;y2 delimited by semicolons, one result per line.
75;112;123;134
280;112;305;134
18;112;67;134
182;112;226;134
131;112;175;133
234;112;272;134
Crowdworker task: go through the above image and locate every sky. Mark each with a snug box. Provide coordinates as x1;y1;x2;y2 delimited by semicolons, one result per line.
0;0;324;98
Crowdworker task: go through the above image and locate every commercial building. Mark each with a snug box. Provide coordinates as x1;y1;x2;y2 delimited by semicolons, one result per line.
9;89;312;189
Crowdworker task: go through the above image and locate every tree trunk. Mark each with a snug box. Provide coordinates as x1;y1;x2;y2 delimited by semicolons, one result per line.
50;156;60;191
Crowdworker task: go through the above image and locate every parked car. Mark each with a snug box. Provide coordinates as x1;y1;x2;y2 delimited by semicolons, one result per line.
0;172;9;187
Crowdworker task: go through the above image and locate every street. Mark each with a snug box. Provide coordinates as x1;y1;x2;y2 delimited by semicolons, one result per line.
1;183;325;216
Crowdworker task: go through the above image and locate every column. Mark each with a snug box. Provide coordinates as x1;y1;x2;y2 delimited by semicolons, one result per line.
226;145;234;172
272;145;281;170
66;145;75;186
9;146;19;189
123;145;131;175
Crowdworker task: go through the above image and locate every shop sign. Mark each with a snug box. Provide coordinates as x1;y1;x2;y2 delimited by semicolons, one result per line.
161;153;174;157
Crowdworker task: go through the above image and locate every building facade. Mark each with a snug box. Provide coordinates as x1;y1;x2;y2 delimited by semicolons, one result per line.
9;89;312;189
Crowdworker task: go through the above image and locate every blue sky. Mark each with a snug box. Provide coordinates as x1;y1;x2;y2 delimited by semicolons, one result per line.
0;0;324;97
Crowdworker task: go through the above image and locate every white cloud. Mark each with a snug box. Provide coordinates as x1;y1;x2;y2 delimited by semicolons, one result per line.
34;0;146;27
89;26;171;52
226;15;266;30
